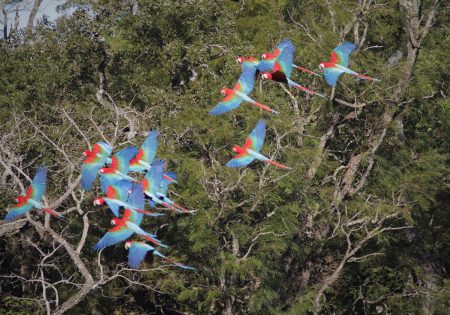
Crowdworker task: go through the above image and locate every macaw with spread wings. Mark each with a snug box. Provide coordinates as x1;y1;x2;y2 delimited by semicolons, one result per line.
226;120;291;170
94;184;163;217
99;146;138;192
319;42;380;86
125;241;195;270
260;39;326;98
209;65;279;115
81;142;113;191
93;184;166;250
4;166;63;221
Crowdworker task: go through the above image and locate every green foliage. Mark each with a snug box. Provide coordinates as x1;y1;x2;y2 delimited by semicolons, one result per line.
0;0;448;314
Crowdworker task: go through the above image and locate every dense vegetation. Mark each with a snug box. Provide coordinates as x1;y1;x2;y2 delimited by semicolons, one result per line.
0;0;448;314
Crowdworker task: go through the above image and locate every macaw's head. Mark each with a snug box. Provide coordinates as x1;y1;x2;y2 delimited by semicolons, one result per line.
15;196;25;203
99;168;105;174
232;145;244;153
261;53;273;60
124;241;132;249
111;218;117;226
237;56;257;64
93;198;104;206
220;87;228;96
261;72;273;80
82;150;90;157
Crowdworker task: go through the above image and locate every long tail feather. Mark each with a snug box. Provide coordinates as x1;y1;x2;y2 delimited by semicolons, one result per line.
134;209;165;217
252;101;279;115
266;160;292;170
42;208;64;219
291;83;327;99
294;64;323;77
353;73;380;82
172;202;196;214
163;257;196;270
162;174;178;184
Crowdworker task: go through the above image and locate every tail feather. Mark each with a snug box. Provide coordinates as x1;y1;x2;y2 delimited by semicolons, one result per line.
266;160;292;170
294;64;323;77
134;209;165;217
354;73;380;82
42;208;64;219
291;82;327;99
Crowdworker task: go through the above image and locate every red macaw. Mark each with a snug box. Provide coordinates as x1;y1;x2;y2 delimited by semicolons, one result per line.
125;241;195;270
260;39;326;98
81;142;113;191
319;42;380;86
209;65;279;115
227;120;291;170
99;146;138;192
4;166;63;221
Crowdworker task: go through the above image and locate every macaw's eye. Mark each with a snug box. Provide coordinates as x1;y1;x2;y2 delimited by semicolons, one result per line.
111;219;116;225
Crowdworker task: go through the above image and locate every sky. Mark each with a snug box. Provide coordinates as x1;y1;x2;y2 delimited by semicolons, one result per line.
4;0;62;29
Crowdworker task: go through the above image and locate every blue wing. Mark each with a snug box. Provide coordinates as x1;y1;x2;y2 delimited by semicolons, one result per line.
247;120;266;153
115;146;139;174
277;40;295;79
141;131;158;165
31;166;47;200
94;227;133;251
105;199;120;217
4;202;34;221
333;42;356;67
81;162;103;191
209;95;244;116
237;65;256;94
256;59;275;72
226;155;255;168
128;243;152;269
128;183;145;210
100;173;118;193
323;68;344;87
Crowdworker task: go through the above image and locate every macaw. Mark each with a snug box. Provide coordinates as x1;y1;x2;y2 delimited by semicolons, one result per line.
93;209;166;250
156;175;196;214
81;142;113;191
94;183;163;217
99;146;138;192
141;160;180;211
128;130;177;183
209;65;279;115
319;42;380;86
129;131;158;173
260;39;326;98
226;120;291;170
4;166;63;221
235;56;261;69
125;241;196;270
236;47;321;77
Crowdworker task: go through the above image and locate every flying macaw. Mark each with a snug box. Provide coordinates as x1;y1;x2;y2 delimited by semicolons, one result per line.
81;142;113;191
94;183;163;217
260;39;326;98
129;131;158;173
99;146;138;192
156;175;196;214
93;210;166;250
209;65;279;115
319;42;380;87
125;241;196;270
236;44;321;77
4;166;63;221
128;130;177;184
226;120;292;170
141;160;181;211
